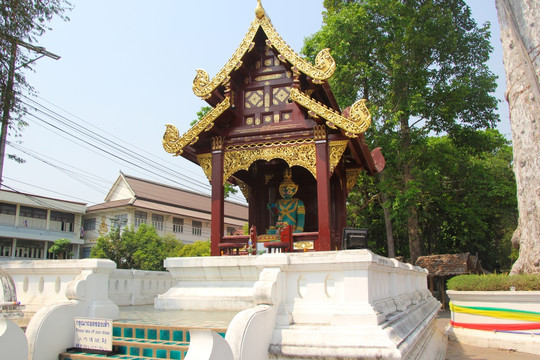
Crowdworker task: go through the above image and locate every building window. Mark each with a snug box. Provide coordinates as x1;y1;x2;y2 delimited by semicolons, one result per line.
0;202;16;215
173;217;184;233
83;218;96;231
0;202;16;225
112;214;128;229
19;206;47;229
152;214;164;231
50;211;75;232
192;220;202;236
135;211;147;227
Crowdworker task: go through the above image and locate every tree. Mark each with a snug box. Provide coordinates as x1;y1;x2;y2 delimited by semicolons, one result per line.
48;238;71;259
0;0;72;176
347;130;517;271
91;224;185;271
495;0;540;274
303;0;499;263
174;240;210;257
90;228;126;266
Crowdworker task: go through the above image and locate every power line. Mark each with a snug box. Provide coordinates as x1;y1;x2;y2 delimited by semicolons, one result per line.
3;176;96;204
10;95;247;204
19;98;219;194
7;141;110;195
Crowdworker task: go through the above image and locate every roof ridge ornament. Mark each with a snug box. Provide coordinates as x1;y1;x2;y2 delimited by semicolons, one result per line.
290;88;371;137
192;4;336;99
163;97;231;156
255;0;265;19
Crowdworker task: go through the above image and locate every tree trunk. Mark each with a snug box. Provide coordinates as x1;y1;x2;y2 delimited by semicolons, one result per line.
496;0;540;274
400;114;421;264
379;172;395;258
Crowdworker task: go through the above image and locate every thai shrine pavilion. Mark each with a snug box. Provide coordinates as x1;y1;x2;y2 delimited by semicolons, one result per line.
163;1;384;256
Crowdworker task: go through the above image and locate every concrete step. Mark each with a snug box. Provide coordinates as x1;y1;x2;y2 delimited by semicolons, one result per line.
59;321;227;360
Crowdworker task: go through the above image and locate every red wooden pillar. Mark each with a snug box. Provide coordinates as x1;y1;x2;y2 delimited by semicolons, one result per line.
211;137;225;256
315;126;332;251
334;166;348;250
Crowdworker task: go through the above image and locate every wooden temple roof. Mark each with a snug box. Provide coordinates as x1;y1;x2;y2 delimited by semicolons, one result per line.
162;1;384;187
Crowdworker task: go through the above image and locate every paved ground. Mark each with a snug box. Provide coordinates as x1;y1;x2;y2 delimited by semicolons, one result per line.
437;311;540;360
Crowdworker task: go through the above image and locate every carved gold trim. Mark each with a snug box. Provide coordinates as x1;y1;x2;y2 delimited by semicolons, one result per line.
226;138;314;151
314;125;326;140
290;88;371;137
197;153;213;182
294;240;314;250
236;178;250;202
163;97;231;156
192;8;336;98
346;168;363;193
212;136;224;151
329;140;349;173
222;141;317;184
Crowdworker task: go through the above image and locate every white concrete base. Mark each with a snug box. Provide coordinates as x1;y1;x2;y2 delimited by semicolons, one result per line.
0;318;28;360
164;250;447;359
447;326;540;356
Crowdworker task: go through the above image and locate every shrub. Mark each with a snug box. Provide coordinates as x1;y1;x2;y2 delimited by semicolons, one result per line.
447;274;540;291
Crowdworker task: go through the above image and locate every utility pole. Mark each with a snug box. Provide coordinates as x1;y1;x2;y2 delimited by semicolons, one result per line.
0;33;60;189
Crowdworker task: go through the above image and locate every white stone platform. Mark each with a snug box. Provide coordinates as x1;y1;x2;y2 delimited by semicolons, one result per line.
156;250;447;360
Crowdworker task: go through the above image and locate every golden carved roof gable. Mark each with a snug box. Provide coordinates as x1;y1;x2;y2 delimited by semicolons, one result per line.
192;1;336;99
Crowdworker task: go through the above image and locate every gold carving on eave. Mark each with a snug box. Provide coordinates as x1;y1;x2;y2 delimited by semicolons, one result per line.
329;140;349;173
290;88;371;137
294;240;314;250
236;178;250;202
222;141;317;185
163;97;231;156
346;168;363;193
314;125;326;140
192;9;335;98
197;153;213;182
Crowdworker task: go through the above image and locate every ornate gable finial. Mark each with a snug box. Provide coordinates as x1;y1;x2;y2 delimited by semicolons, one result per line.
255;0;265;19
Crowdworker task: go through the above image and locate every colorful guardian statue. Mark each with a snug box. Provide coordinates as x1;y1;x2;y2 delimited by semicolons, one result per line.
268;169;305;234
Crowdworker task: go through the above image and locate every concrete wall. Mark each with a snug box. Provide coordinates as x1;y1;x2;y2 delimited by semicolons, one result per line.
447;290;540;355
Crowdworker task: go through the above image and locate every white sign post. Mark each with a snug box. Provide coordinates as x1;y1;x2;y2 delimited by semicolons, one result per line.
73;318;113;352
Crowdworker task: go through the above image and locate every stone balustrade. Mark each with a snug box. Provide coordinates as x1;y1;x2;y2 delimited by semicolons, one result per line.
109;269;175;306
159;250;445;359
2;260;108;321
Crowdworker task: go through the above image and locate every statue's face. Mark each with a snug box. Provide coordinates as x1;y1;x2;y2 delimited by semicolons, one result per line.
279;184;297;199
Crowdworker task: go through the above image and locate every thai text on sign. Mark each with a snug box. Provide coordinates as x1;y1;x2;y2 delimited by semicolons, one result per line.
73;318;113;351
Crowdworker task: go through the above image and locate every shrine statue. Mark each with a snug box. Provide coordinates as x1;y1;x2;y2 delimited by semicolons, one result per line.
267;169;305;234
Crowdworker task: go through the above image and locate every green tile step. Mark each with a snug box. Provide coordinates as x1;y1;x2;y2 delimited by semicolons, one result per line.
59;321;228;360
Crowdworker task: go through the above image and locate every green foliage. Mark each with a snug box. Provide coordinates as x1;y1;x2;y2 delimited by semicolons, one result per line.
305;0;503;263
175;240;211;257
91;224;185;271
447;274;540;291
190;106;211;126
48;238;72;259
347;130;517;271
1;0;72;158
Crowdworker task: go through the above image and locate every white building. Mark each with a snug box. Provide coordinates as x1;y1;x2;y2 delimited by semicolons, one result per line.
0;189;86;260
81;173;249;257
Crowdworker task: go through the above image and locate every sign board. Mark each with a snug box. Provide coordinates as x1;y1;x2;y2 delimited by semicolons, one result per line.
73;318;113;352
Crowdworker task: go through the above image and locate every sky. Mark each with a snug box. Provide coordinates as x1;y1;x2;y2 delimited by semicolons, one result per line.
3;0;509;207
